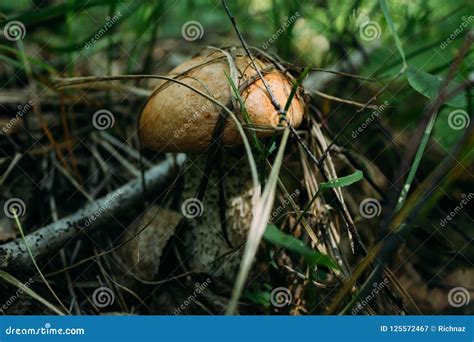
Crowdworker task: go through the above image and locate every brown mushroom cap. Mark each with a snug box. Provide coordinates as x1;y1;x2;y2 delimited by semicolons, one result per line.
139;48;305;153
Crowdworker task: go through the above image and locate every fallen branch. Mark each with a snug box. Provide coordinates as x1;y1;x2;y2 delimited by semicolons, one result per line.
0;154;186;272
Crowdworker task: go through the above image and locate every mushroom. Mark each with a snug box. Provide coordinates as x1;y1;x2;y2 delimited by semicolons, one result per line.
138;47;305;281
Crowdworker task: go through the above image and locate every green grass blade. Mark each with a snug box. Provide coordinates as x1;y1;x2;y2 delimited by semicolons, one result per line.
394;112;437;213
319;170;364;191
264;224;339;269
379;0;407;68
227;128;290;315
284;64;312;113
12;208;70;314
296;170;363;225
0;271;65;315
225;72;263;154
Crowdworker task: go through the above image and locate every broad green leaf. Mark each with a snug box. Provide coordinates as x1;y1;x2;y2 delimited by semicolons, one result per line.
406;65;465;108
264;224;339;270
319;170;364;191
379;0;407;67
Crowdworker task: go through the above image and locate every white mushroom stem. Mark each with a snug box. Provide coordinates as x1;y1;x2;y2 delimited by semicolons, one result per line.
181;151;256;281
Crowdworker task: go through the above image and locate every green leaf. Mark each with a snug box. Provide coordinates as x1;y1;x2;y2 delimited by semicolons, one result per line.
379;0;407;67
319;170;364;191
406;65;466;108
264;224;339;270
295;170;364;226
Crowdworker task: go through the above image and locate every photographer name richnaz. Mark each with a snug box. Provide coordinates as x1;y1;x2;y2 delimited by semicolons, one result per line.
437;325;466;332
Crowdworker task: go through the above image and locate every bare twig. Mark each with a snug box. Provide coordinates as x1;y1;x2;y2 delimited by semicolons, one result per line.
0;155;186;272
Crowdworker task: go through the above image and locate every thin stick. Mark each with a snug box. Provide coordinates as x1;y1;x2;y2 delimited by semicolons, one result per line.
309;89;379;109
0;156;185;272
